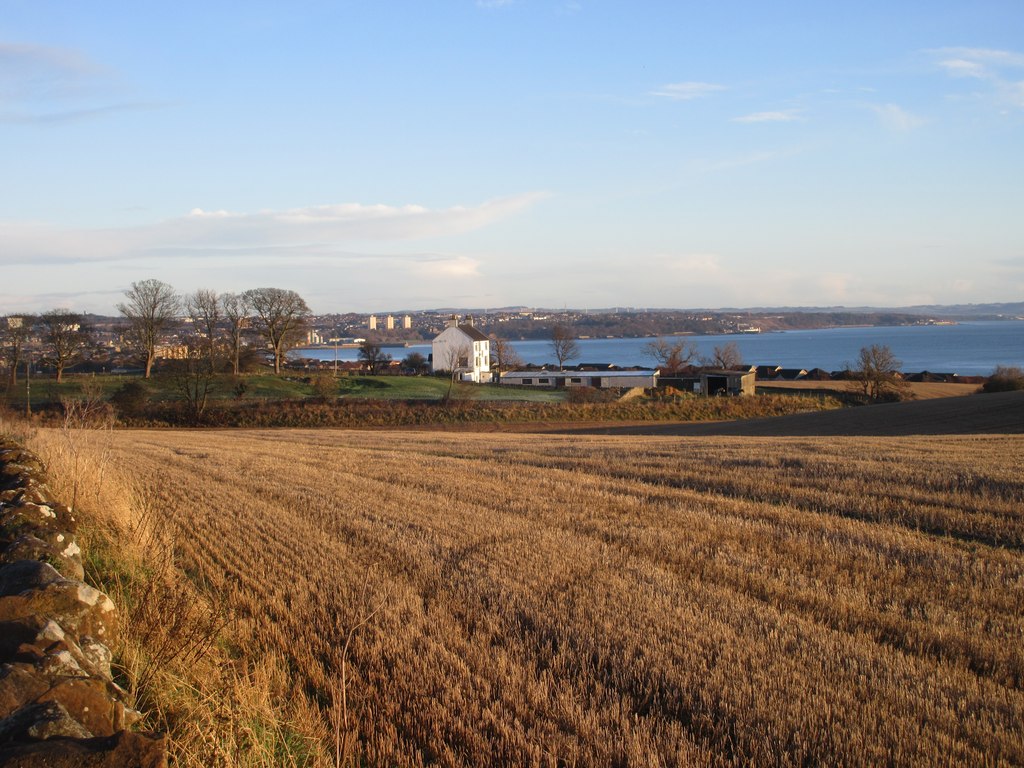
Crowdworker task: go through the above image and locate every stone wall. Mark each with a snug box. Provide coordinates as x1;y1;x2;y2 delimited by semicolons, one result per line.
0;439;167;767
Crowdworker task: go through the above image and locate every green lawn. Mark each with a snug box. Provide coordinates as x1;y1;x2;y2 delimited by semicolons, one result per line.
5;371;567;406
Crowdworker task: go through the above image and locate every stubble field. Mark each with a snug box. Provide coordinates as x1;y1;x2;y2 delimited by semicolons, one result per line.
54;427;1024;766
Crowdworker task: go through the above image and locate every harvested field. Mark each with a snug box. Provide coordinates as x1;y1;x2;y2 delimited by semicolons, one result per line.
545;390;1024;437
50;427;1024;766
760;379;980;399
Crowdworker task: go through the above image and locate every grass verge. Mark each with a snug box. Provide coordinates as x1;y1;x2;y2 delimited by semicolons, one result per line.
0;414;333;766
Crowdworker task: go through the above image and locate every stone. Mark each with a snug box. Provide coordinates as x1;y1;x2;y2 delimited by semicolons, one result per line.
38;677;120;737
0;665;49;720
0;579;118;641
0;561;65;597
0;730;168;768
0;617;48;661
2;535;85;581
0;700;93;742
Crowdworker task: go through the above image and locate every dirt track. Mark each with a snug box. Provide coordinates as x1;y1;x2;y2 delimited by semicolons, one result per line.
531;390;1024;437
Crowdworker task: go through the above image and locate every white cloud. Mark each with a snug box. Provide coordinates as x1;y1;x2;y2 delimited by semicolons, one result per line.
476;0;513;7
651;81;726;101
870;103;924;132
0;41;153;123
731;109;803;123
664;253;722;275
0;193;547;266
938;58;988;79
930;47;1024;109
411;255;482;279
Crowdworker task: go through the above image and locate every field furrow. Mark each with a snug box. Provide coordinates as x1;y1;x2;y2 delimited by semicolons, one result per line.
83;429;1024;766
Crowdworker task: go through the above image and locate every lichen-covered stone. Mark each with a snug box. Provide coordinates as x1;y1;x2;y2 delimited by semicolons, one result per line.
2;535;85;581
0;730;168;768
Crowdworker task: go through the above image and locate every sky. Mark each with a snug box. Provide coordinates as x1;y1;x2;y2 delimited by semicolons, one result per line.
2;1;1023;315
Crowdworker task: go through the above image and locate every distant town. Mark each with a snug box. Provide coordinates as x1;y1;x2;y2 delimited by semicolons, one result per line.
4;299;1022;382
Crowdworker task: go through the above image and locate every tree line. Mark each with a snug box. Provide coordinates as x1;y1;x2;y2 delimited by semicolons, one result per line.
1;279;313;386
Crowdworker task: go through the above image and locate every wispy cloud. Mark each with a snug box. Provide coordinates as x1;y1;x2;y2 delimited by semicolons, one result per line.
929;47;1024;108
651;81;726;101
870;103;924;132
0;40;152;123
731;109;803;123
0;193;548;266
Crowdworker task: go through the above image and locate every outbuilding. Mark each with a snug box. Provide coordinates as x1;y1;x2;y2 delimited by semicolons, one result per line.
499;369;658;389
699;369;756;396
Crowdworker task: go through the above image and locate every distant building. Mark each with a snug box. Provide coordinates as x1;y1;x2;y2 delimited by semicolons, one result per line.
499;369;658;389
699;369;756;396
431;315;491;383
386;314;395;330
368;315;377;330
403;314;412;329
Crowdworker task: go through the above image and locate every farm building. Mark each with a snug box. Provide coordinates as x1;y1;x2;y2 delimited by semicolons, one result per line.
699;369;756;396
431;315;492;383
499;370;659;389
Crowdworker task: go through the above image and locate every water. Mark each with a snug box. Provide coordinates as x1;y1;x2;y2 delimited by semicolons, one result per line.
293;320;1024;376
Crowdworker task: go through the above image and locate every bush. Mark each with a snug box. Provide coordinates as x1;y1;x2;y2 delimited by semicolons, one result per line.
982;366;1024;393
109;380;150;418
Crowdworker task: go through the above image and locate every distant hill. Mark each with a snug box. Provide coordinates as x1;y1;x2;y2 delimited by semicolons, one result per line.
714;302;1024;319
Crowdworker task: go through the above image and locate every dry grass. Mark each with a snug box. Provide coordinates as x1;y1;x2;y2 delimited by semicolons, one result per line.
24;425;1023;767
20;423;331;767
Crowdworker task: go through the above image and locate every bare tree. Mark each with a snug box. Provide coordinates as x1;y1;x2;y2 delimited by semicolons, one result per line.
1;315;35;388
440;342;471;403
550;325;580;370
118;279;180;379
849;344;909;401
642;337;698;373
401;351;429;375
167;335;217;423
242;288;311;374
39;310;91;383
220;292;249;376
705;341;744;370
185;289;221;373
358;341;392;375
489;335;523;373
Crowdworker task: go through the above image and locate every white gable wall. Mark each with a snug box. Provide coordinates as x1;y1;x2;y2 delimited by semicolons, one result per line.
432;326;492;383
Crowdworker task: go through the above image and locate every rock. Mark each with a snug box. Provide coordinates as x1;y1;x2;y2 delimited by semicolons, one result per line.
0;700;93;742
0;617;48;661
0;561;65;596
2;535;85;581
0;665;49;720
37;677;121;737
0;730;168;768
0;579;117;642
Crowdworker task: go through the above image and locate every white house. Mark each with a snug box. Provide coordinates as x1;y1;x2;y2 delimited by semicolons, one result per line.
431;315;492;383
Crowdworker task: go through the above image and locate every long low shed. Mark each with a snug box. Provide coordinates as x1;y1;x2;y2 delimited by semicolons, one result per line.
499;370;659;389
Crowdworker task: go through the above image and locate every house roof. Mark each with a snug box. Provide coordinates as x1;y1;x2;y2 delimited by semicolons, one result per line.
456;324;490;342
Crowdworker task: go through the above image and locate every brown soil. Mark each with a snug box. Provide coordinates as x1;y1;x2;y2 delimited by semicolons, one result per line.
522;390;1024;437
759;380;979;399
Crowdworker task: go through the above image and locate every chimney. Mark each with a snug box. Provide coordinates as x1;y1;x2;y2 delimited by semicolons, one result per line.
448;314;459;329
465;314;474;327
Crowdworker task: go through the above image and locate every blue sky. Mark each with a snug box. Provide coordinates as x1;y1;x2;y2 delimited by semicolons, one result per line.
2;1;1023;314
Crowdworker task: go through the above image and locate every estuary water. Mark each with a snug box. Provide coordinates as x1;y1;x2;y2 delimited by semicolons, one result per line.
293;320;1024;377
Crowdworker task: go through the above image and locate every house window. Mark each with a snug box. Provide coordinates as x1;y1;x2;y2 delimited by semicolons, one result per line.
570;377;582;384
523;378;533;385
539;378;549;384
